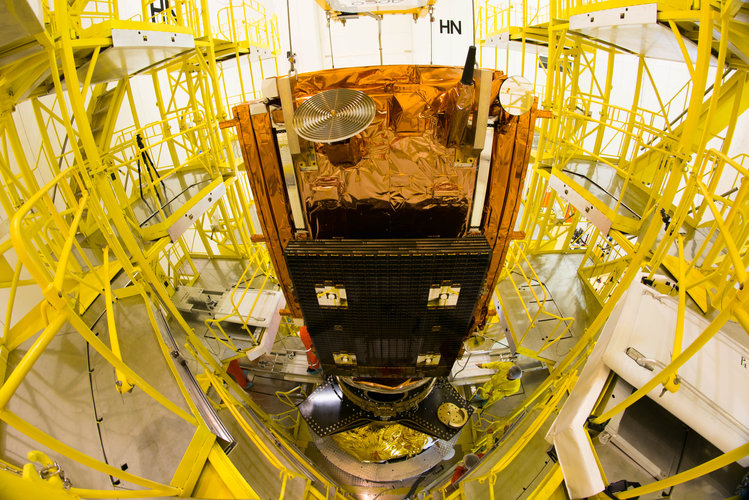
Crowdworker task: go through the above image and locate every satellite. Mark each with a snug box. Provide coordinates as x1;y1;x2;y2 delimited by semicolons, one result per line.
228;47;537;446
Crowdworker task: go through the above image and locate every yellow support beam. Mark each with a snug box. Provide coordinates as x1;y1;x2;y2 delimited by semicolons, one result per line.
526;463;566;500
191;444;260;499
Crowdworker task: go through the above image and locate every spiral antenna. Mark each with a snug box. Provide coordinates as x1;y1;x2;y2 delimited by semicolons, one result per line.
292;88;376;143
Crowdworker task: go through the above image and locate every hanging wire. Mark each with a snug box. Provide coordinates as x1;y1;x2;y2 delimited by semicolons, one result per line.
327;11;335;68
285;0;296;75
377;14;383;65
471;0;476;46
429;6;434;64
285;0;293;53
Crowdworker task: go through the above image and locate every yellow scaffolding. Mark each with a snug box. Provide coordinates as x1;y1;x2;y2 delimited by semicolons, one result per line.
452;0;749;497
0;0;747;498
0;1;338;498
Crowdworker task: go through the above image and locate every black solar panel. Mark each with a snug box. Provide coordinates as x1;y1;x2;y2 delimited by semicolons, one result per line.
284;237;492;377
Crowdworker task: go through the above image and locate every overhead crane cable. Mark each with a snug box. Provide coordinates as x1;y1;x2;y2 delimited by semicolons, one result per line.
286;0;293;53
429;6;433;64
471;0;476;46
285;0;296;74
377;14;383;65
327;11;335;69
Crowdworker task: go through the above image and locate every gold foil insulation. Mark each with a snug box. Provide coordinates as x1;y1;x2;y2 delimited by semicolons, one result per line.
331;423;430;462
282;65;506;239
230;63;537;328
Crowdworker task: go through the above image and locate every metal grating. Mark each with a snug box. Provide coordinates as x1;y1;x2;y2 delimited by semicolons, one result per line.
299;376;473;441
284;237;492;378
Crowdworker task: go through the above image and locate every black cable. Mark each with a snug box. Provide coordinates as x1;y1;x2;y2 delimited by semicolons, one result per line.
404;464;444;499
135;134;167;205
52;114;75;204
135;158;154;215
137;181;206;226
138;138;161;204
86;343;119;486
450;350;473;380
515;459;551;499
662;429;689;498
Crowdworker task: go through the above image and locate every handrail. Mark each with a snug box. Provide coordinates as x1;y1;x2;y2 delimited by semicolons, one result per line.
139;0;198;32
478;0;551;39
196;365;351;499
0;313;67;410
215;1;273;49
10;167;86;303
51;191;89;294
273;386;304;437
0;408;182;495
202;369;303;474
694;179;748;284
102;247;135;393
615;442;749;499
649;148;749;310
500;241;576;357
203;244;274;350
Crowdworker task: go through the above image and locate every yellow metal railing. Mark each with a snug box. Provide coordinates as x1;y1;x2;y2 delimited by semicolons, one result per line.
0;1;333;498
525;184;591;253
138;0;201;33
102;112;242;254
497;241;576;360
50;0;202;37
2;167;212;498
478;0;551;40
549;96;684;236
8;168;105;308
432;368;578;498
273;386;305;438
469;0;748;498
578;229;634;304
656;150;749;309
203;245;275;352
215;0;273;49
196;363;352;499
478;0;586;39
2;1;744;499
583;277;749;498
107;111;219;175
67;0;118;32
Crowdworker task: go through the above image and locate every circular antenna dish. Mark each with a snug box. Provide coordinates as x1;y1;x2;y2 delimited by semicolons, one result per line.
499;76;534;116
293;88;376;143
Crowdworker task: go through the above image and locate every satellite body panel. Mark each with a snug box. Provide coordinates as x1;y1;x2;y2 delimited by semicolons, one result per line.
229;61;537;439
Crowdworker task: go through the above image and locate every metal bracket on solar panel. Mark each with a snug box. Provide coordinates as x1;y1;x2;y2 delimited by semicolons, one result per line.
333;352;357;366
417;353;441;366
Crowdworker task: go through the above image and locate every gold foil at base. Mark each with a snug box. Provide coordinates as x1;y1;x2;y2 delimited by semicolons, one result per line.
331;423;430;463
